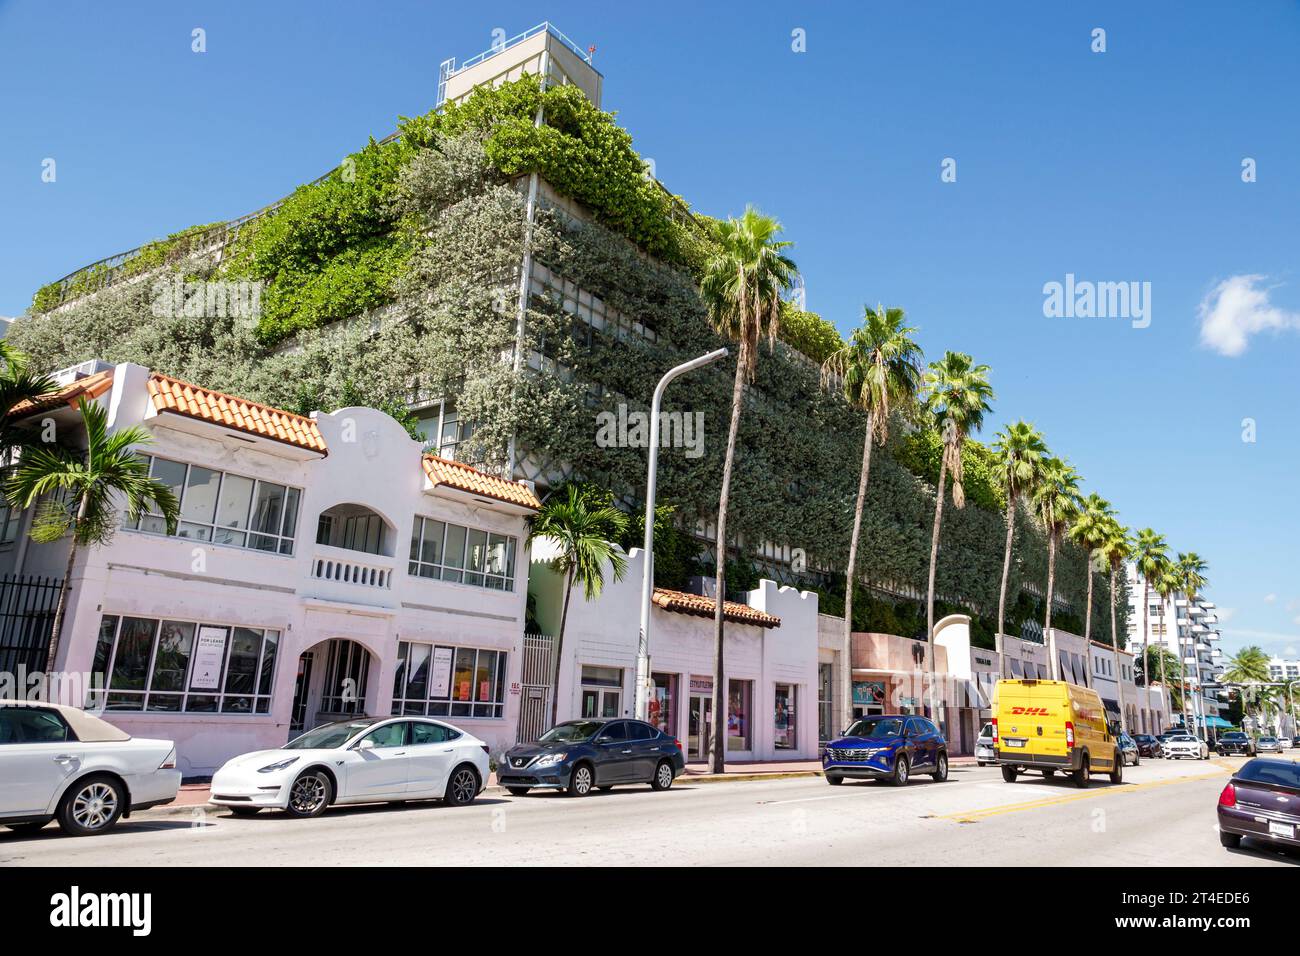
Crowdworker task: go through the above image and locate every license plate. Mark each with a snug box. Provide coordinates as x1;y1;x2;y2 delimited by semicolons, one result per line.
1004;738;1026;748
1268;822;1295;839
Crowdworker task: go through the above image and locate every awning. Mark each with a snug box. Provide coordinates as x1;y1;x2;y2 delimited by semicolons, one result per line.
1198;715;1232;728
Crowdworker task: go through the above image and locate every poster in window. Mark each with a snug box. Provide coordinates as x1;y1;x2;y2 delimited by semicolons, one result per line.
430;646;453;698
190;627;228;690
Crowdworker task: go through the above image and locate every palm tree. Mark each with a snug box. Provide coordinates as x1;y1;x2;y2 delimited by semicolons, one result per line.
1130;529;1169;694
0;341;59;458
1222;645;1270;735
921;351;993;722
529;485;629;727
821;304;923;732
1067;492;1115;684
699;207;796;771
1098;518;1132;734
1174;552;1208;735
6;397;180;669
991;421;1047;672
1032;456;1081;679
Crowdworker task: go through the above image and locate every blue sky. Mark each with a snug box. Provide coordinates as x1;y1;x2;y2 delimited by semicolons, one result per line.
2;1;1298;659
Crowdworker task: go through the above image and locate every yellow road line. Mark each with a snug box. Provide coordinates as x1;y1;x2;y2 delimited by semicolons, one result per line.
940;768;1228;823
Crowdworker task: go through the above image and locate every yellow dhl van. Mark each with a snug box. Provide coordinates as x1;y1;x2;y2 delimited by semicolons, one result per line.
993;679;1122;788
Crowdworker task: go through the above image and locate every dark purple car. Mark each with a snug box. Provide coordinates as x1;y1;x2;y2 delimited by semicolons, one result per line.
1217;758;1300;852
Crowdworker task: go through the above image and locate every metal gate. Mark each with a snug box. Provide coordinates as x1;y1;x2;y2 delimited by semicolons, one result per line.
517;632;554;743
0;574;62;678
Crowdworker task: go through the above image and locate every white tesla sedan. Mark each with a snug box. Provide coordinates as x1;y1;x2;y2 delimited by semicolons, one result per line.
0;700;181;836
210;715;489;817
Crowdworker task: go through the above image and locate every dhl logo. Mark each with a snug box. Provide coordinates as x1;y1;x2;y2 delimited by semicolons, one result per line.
1009;706;1051;716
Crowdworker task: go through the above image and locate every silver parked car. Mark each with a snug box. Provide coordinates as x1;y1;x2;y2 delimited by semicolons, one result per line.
1256;735;1283;754
0;700;181;836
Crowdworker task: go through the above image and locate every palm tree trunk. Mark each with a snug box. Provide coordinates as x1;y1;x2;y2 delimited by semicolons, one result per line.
924;460;947;724
43;493;89;676
549;565;575;728
995;493;1016;677
710;357;746;773
1082;559;1095;686
841;410;875;733
1139;578;1151;731
1110;565;1127;735
1178;594;1193;732
1044;533;1058;680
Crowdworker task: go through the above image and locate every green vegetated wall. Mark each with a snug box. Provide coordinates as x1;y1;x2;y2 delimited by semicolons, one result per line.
12;75;1127;645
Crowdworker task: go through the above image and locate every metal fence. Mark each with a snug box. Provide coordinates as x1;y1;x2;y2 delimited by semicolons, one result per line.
517;632;554;742
0;574;62;678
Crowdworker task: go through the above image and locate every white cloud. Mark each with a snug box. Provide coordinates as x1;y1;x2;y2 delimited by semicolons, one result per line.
1217;607;1236;623
1265;593;1277;603
1198;275;1300;357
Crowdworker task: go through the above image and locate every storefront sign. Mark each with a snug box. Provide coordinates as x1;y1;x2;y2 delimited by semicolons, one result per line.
190;627;228;690
430;647;453;698
853;680;885;707
689;675;712;695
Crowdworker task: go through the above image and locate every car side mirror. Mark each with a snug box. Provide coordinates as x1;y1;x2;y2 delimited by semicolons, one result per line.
355;738;375;751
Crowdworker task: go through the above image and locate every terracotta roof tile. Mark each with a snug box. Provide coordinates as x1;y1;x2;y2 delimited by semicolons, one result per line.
422;455;542;510
8;369;116;418
146;373;327;455
652;587;780;628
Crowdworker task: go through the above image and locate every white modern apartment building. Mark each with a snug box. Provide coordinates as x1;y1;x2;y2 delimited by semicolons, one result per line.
1268;657;1300;684
1125;564;1227;735
0;361;541;775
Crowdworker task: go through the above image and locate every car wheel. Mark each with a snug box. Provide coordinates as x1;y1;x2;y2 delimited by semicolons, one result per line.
1001;765;1018;783
977;761;986;767
826;774;844;786
57;775;125;836
1109;754;1123;785
285;769;332;818
931;752;948;782
1072;757;1091;789
566;763;594;797
505;787;530;797
4;820;49;834
891;754;910;787
228;806;261;817
444;765;479;807
1219;830;1242;849
651;760;675;791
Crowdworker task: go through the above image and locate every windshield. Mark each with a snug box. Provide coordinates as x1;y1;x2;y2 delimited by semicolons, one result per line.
1223;733;1246;740
979;723;992;738
539;720;605;743
1171;735;1195;742
845;717;904;739
1259;737;1277;743
284;719;379;750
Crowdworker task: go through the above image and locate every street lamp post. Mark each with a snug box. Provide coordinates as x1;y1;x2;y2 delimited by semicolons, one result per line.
634;347;729;722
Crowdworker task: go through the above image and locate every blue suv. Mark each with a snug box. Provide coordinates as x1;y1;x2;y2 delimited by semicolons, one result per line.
823;714;948;786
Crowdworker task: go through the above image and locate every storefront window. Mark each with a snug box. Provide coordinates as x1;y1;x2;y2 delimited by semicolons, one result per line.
95;615;278;714
392;642;505;718
774;683;797;750
727;679;752;751
650;673;676;735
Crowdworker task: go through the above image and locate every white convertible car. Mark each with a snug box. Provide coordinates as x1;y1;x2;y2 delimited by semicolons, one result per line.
210;715;490;817
0;700;181;836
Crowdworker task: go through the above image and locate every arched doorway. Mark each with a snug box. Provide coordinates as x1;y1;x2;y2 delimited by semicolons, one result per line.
289;638;376;736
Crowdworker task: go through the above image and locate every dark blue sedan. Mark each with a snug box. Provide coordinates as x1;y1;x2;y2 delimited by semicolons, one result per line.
823;714;948;786
499;718;686;797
